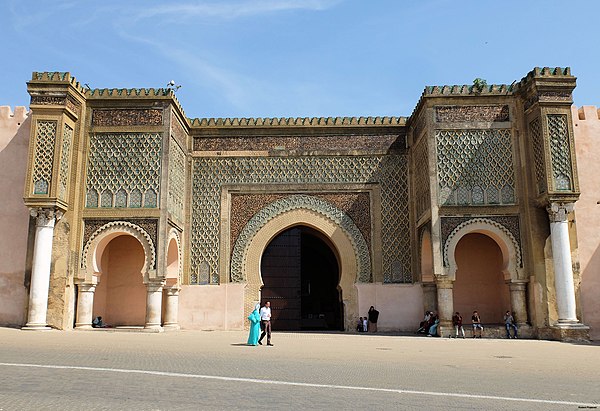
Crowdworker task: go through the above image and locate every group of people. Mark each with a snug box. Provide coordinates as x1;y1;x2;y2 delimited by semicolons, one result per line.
356;306;380;333
419;310;519;339
416;310;440;336
247;301;274;346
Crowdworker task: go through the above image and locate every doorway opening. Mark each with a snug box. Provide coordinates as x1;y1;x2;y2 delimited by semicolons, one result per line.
260;226;343;331
92;235;147;326
453;233;511;324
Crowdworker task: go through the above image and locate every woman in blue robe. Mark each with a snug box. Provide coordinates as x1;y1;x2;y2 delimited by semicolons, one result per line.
247;303;261;346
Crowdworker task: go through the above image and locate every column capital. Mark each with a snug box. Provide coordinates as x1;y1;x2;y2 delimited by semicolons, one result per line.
165;286;181;296
146;280;166;293
29;207;63;227
508;281;528;291
546;202;574;223
434;276;453;289
78;284;96;293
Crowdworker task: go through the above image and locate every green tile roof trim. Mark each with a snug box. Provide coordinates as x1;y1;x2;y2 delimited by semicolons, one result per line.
188;116;406;128
408;67;574;122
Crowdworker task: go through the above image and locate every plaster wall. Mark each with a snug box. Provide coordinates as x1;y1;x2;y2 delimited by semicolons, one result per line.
453;233;511;324
0;106;29;326
355;283;423;331
93;235;147;326
178;283;245;330
573;105;600;340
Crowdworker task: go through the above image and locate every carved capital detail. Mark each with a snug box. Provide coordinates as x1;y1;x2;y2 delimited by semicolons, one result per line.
547;202;574;223
29;207;63;227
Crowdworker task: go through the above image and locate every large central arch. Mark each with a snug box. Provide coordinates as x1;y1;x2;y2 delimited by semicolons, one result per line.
231;195;371;330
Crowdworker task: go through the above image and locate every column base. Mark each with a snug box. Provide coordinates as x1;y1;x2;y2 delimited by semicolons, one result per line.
143;324;164;333
22;324;52;331
162;323;180;331
74;324;94;330
538;324;590;342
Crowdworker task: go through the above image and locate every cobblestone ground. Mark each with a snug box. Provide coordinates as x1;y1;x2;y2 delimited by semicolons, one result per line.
0;328;598;410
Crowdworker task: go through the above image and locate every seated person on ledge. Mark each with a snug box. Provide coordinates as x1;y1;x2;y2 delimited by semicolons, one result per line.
92;316;110;328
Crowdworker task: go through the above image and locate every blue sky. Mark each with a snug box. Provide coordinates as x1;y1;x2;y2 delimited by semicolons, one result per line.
1;0;598;118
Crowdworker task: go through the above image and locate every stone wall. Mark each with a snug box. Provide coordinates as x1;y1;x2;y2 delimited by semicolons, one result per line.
573;105;600;340
0;106;30;326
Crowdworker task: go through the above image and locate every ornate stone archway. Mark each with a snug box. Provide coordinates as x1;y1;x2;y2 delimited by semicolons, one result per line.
81;221;157;283
75;221;163;330
443;217;522;281
230;195;371;330
441;217;528;327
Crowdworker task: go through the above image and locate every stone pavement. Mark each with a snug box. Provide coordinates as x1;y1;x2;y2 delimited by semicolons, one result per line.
0;328;598;410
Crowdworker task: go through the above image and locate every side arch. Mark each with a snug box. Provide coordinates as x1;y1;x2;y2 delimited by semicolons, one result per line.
166;228;182;285
81;221;157;283
443;218;522;281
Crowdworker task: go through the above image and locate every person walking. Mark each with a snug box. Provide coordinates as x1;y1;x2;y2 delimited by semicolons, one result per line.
247;303;261;346
504;310;518;339
368;306;379;333
258;301;273;346
452;312;465;338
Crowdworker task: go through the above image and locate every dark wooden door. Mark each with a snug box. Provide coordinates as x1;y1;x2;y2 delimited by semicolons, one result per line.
261;227;301;330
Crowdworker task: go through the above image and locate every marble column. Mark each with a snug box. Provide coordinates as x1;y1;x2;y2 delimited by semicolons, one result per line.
547;203;579;324
509;281;528;325
435;277;454;336
163;287;181;330
145;282;164;330
75;284;96;329
23;208;62;330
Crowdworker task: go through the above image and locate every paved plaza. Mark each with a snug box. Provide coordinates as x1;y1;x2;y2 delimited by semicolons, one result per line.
0;328;598;410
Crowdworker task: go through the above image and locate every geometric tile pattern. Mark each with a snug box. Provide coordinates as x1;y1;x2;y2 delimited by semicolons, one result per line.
529;117;547;194
58;124;73;201
32;120;57;195
167;138;186;223
547;114;573;191
413;136;430;218
436;129;515;206
191;155;410;284
85;133;162;208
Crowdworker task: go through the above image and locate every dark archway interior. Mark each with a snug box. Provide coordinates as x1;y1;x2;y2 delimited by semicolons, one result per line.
261;226;342;331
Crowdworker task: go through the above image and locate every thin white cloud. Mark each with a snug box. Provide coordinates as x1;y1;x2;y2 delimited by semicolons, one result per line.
131;0;342;22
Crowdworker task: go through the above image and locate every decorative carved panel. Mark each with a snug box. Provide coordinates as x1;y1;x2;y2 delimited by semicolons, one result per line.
85;133;162;208
191;155;410;284
58;124;73;201
229;192;372;253
547;114;573;191
168;137;186;222
194;134;405;152
435;105;509;123
436;129;515;206
91;109;163;127
413;136;430;218
441;215;522;267
230;195;372;283
32;120;57;195
529;117;546;194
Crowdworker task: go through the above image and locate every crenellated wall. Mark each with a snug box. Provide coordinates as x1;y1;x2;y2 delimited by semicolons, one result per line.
0;106;30;326
573;105;600;340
